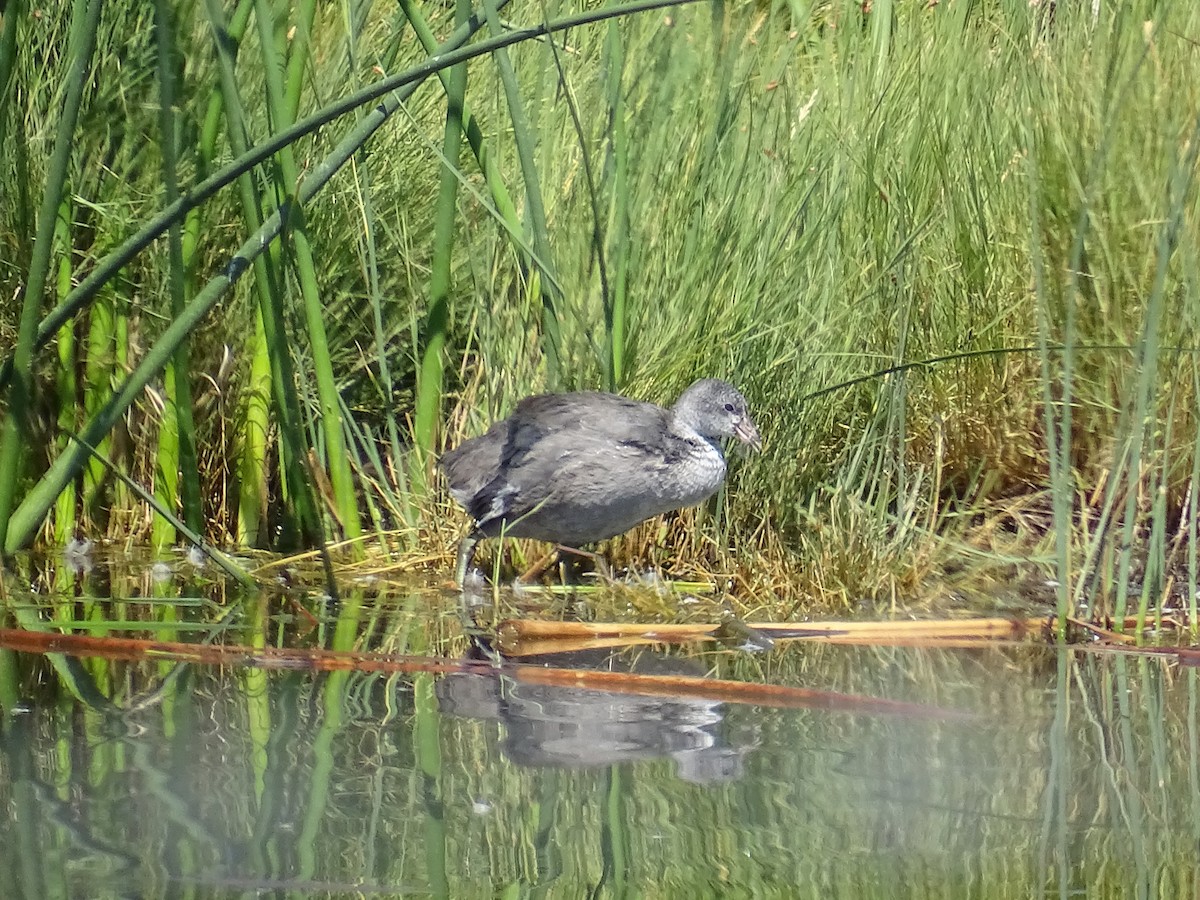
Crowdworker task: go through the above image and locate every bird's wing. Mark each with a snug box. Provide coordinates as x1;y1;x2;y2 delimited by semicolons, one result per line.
500;393;676;469
465;394;682;527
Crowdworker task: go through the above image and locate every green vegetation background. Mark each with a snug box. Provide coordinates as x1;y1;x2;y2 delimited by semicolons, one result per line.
1;0;1198;614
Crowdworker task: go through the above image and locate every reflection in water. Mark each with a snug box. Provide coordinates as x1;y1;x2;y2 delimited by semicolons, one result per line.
0;577;1198;898
437;650;754;782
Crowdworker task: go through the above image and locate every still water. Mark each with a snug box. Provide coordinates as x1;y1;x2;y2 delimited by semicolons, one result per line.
0;560;1197;898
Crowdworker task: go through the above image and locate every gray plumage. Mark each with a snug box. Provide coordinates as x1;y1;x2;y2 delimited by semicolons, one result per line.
440;378;761;582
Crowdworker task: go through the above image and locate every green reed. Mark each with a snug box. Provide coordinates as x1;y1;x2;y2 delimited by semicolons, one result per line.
0;0;102;551
153;0;202;546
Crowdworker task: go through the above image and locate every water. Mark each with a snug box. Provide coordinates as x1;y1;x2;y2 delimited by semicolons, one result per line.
1;558;1197;898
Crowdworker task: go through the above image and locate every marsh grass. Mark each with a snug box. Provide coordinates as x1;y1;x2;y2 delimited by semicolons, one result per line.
1;0;1199;616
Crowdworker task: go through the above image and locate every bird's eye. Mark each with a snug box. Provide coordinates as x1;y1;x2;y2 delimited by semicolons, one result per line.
724;403;736;413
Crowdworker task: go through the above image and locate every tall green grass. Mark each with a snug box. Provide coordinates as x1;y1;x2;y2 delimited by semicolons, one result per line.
1;0;1198;614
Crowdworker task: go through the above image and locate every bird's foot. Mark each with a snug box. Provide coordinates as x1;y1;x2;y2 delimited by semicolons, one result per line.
553;544;613;583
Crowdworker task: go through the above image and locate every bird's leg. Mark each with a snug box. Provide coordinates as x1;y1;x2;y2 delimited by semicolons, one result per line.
554;544;613;582
517;548;560;583
455;531;482;586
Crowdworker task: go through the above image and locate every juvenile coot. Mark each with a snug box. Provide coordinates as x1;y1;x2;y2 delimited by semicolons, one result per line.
440;378;761;583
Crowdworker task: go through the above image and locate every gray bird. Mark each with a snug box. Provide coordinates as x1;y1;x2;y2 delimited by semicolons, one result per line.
440;378;761;584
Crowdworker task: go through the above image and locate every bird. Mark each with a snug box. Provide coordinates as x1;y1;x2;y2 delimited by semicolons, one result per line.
439;378;761;584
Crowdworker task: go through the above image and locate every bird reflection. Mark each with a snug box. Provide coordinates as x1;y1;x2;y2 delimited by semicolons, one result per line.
437;649;756;784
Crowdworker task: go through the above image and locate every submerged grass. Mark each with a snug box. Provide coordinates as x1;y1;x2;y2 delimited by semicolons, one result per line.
0;1;1199;616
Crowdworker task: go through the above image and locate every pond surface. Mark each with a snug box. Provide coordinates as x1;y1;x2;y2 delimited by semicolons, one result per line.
0;555;1197;898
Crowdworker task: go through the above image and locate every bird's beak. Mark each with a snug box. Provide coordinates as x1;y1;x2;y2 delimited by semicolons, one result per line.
735;417;762;452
